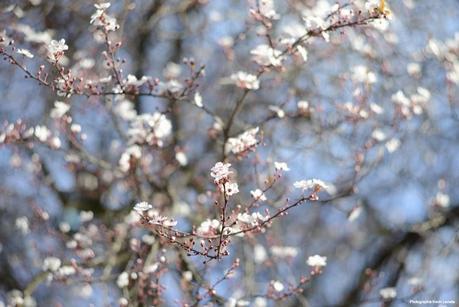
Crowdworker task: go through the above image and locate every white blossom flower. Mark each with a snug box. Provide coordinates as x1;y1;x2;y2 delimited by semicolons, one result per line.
365;0;384;12
434;192;450;208
268;105;285;118
119;145;142;172
271;246;298;258
7;290;36;307
297;100;309;113
182;271;193;281
230;71;260;90
125;74;149;87
16;48;34;58
142;234;155;245
254;297;267;307
272;280;284;292
280;22;307;45
408;277;423;287
254;244;267;263
210;162;233;183
297;45;308;61
250;189;267;201
119;298;129;306
221;182;239;196
194;92;203;107
303;15;329;41
196;219;220;235
237;212;268;227
34;125;51;142
274;161;290;172
50;136;61;149
128;113;172;146
15;217;29;234
226;127;259;155
351;65;377;84
163;62;182;79
90;3;118;31
50;101;70;118
156;80;183;94
147;211;177;227
57;266;76;276
379;287;397;300
90;2;110;24
371;129;386;142
95;2;111;10
407;62;421;76
392;90;410;106
114;99;137;121
133;201;153;212
42;257;61;272
307;255;327;268
348;206;363;222
144;262;159;274
47;39;68;61
385;138;401;153
249;0;279;19
79;211;94;222
250;44;283;67
59;222;71;233
294;179;335;194
70;124;81;133
117;272;129;288
175;151;188;166
370;103;384;114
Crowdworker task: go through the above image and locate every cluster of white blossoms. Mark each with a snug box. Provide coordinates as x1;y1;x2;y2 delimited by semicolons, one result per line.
34;125;61;148
250;44;284;67
133;201;177;227
6;290;36;307
426;33;459;84
230;71;260;90
250;189;267;201
119;145;141;172
379;287;397;300
274;161;290;172
124;74;150;87
114;98;137;121
306;254;327;268
210;162;232;183
236;212;268;227
271;280;284;292
293;179;335;195
127;113;172;147
248;0;279;20
133;201;152;212
90;2;118;31
226;127;260;155
271;245;298;258
47;39;68;62
16;48;34;58
391;87;430;118
42;256;62;272
0;121;62;149
220;181;239;196
15;216;29;235
50;101;70;119
196;219;221;236
156;79;183;95
351;65;377;84
210;162;239;197
433;192;450;208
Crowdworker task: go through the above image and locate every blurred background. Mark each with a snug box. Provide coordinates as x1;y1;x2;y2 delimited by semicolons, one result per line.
0;0;458;306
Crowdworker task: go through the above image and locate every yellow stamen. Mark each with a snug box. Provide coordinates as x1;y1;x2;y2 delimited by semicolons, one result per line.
379;0;385;12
